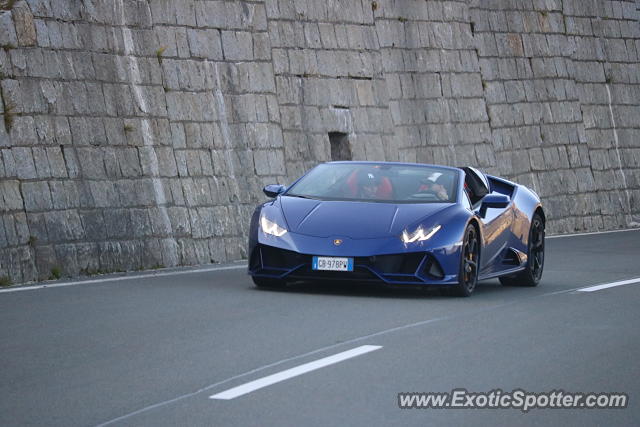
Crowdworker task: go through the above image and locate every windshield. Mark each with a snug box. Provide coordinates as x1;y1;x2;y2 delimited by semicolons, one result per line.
285;163;458;203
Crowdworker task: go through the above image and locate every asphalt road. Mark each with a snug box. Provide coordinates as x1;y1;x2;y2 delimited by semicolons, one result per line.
1;229;639;426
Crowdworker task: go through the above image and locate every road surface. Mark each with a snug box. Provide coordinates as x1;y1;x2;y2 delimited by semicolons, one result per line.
1;229;639;426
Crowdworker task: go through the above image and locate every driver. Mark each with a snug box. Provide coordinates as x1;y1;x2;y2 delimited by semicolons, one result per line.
432;174;452;201
419;174;452;201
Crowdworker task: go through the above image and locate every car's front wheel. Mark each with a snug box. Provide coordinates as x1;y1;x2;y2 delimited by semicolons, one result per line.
252;276;286;289
500;213;544;287
451;224;480;297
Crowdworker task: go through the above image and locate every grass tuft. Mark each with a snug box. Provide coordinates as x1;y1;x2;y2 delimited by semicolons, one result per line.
0;276;11;287
156;46;167;64
0;0;16;11
50;266;62;280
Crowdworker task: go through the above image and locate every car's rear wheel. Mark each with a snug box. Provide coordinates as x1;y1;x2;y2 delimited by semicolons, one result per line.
499;213;544;287
252;276;285;289
451;224;480;297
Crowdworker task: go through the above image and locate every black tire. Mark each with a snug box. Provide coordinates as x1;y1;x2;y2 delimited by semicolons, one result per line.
251;276;285;289
499;213;545;287
450;224;480;297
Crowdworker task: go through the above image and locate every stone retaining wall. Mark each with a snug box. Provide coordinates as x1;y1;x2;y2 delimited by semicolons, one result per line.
0;0;638;284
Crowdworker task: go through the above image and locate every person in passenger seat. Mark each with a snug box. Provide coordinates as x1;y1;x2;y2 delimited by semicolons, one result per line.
349;169;394;200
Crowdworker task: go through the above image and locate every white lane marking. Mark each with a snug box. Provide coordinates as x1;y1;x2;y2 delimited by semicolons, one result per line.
0;264;247;294
209;345;382;400
547;227;639;239
577;277;640;293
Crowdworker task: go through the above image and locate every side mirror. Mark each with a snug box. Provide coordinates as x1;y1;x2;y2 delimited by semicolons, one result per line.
479;194;510;217
263;184;286;198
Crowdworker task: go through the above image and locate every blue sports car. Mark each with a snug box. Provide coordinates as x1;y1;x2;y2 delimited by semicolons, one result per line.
248;161;545;296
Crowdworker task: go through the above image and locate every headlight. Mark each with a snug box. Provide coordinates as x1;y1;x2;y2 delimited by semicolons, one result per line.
260;215;288;237
400;224;441;243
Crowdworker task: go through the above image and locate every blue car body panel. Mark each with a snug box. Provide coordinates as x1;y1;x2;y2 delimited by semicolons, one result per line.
248;162;543;287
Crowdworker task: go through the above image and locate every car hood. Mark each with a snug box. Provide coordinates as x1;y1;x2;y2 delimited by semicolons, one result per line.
279;196;451;239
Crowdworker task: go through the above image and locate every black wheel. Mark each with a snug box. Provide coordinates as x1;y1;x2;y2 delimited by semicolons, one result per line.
252;276;285;289
500;213;544;287
451;224;480;297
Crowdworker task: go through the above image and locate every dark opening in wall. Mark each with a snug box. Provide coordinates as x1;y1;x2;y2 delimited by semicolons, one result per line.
329;132;352;161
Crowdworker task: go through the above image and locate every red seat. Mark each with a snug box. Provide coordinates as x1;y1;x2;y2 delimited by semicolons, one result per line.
376;177;393;199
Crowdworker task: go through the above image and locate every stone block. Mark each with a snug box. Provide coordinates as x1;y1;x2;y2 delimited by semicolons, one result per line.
45;210;84;242
0;180;22;212
57;145;78;179
0;10;18;47
9;116;38;146
237;62;276;93
187;29;223;60
50;180;80;210
26;212;47;243
104;208;132;239
89;180;120;208
21;180;52;211
12;147;37;179
54;243;79;276
222;31;254;61
165;92;216;121
154;147;178;177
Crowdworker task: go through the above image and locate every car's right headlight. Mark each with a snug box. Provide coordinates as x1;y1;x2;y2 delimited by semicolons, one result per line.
260;215;288;237
400;224;441;243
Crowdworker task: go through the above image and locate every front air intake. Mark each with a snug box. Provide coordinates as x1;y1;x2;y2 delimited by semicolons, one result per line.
423;257;445;279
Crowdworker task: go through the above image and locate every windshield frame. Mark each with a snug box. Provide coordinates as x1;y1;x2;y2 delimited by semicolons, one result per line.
283;162;460;204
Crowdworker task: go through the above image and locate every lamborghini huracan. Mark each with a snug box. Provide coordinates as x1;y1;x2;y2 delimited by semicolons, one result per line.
248;161;545;296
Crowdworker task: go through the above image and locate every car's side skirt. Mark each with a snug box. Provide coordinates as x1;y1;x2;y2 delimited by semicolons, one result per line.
479;266;526;281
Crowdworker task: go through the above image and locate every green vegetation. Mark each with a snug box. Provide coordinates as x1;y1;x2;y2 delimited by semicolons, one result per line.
156;46;167;64
0;276;11;287
123;123;135;132
50;266;62;280
0;0;16;11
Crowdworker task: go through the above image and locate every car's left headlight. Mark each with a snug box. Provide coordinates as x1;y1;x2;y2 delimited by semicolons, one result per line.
400;224;441;243
260;215;288;237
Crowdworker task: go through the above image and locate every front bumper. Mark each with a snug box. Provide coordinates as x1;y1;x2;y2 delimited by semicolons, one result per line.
248;243;459;286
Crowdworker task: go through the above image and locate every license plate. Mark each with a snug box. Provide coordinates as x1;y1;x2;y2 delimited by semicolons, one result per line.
312;256;354;272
